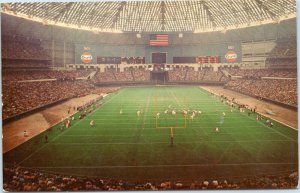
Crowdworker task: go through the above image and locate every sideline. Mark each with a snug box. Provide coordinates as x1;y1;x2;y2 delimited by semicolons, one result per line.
16;90;123;165
201;86;297;131
3;94;101;153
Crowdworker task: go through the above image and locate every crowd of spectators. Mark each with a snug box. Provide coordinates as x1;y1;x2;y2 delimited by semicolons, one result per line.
265;36;296;68
94;70;117;82
115;71;134;81
2;37;50;60
266;58;297;69
168;68;186;81
225;67;297;78
46;70;93;80
225;79;297;106
3;166;298;191
268;36;296;58
202;69;227;82
3;70;93;82
132;68;150;81
2;80;95;119
2;61;51;69
94;68;151;82
185;69;199;81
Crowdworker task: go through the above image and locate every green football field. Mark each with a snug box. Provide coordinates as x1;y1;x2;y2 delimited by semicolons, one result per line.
4;86;298;182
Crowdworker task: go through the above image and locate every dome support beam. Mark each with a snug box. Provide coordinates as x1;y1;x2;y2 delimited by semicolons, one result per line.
110;1;126;29
201;1;216;28
160;1;166;31
254;0;277;19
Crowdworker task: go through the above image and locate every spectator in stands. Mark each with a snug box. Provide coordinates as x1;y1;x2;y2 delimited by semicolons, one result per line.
2;78;119;119
225;79;297;106
3;166;298;191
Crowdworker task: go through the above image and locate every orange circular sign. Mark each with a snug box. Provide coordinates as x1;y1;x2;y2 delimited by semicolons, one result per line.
225;51;237;62
81;52;93;63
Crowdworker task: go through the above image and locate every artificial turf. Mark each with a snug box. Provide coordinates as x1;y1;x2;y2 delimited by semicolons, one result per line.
3;86;298;182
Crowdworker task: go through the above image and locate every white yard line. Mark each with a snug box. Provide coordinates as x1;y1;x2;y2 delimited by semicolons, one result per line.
75;120;259;124
141;95;151;130
63;131;277;137
216;143;233;163
49;139;295;145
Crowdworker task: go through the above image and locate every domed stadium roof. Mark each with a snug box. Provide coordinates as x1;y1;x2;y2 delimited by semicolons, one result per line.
1;0;296;33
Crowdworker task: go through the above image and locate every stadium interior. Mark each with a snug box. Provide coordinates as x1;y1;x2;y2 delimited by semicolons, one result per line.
1;0;298;191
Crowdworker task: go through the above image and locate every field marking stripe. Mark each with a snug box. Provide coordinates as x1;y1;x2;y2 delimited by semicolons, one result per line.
78;120;265;123
27;162;298;169
216;143;233;163
18;89;124;165
63;131;278;137
49;139;295;145
87;112;247;116
141;95;151;130
68;125;275;130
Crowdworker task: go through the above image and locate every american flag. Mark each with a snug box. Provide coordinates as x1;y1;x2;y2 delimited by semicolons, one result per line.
149;34;168;46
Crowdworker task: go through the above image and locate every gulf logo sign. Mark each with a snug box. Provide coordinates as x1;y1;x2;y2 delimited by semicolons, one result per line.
225;51;237;62
81;52;93;63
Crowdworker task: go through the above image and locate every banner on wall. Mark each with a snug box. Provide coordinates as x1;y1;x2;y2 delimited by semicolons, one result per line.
77;45;94;64
225;51;237;62
81;52;93;63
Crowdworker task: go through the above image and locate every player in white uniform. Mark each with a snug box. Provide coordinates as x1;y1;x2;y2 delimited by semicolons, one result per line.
137;110;140;117
156;112;160;119
190;114;194;122
192;111;196;117
90;120;94;127
120;109;123;114
215;127;219;132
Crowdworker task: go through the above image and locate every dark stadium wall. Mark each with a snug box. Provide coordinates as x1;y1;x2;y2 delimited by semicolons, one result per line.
75;43;241;64
1;13;296;66
145;43;242;63
75;44;146;64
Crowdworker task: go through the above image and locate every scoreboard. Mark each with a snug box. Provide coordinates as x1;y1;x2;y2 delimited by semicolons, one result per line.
97;57;121;64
